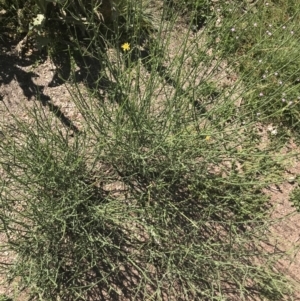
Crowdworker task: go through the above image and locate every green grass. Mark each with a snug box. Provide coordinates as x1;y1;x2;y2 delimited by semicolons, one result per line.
0;0;299;300
0;295;13;301
208;0;300;141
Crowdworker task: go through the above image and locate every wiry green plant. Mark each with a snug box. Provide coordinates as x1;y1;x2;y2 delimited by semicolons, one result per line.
207;0;300;142
0;0;299;300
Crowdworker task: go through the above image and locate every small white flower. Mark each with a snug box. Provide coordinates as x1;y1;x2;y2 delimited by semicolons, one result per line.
282;98;286;102
259;92;264;97
282;26;286;29
274;72;278;76
231;27;235;32
291;31;294;34
271;129;278;135
259;59;262;63
267;125;277;135
254;23;257;27
288;101;293;106
279;81;283;85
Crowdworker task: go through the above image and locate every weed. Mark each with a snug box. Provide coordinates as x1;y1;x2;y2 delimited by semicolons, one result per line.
0;0;299;300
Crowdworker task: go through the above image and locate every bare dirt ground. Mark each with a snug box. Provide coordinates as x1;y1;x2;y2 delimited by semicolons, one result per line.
266;155;300;300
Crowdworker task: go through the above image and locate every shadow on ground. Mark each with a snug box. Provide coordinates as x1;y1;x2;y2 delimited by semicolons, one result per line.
0;37;117;134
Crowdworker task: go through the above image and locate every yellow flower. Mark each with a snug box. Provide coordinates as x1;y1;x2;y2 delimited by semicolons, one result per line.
121;42;130;52
205;135;211;141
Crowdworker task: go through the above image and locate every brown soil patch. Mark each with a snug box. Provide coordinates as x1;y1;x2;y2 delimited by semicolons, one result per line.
266;154;300;300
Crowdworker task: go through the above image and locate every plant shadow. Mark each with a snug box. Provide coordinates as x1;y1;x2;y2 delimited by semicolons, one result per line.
0;36;118;134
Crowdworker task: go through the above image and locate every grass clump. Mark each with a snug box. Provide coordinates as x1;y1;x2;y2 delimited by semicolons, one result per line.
0;0;299;300
0;88;292;300
208;0;300;141
0;295;12;301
